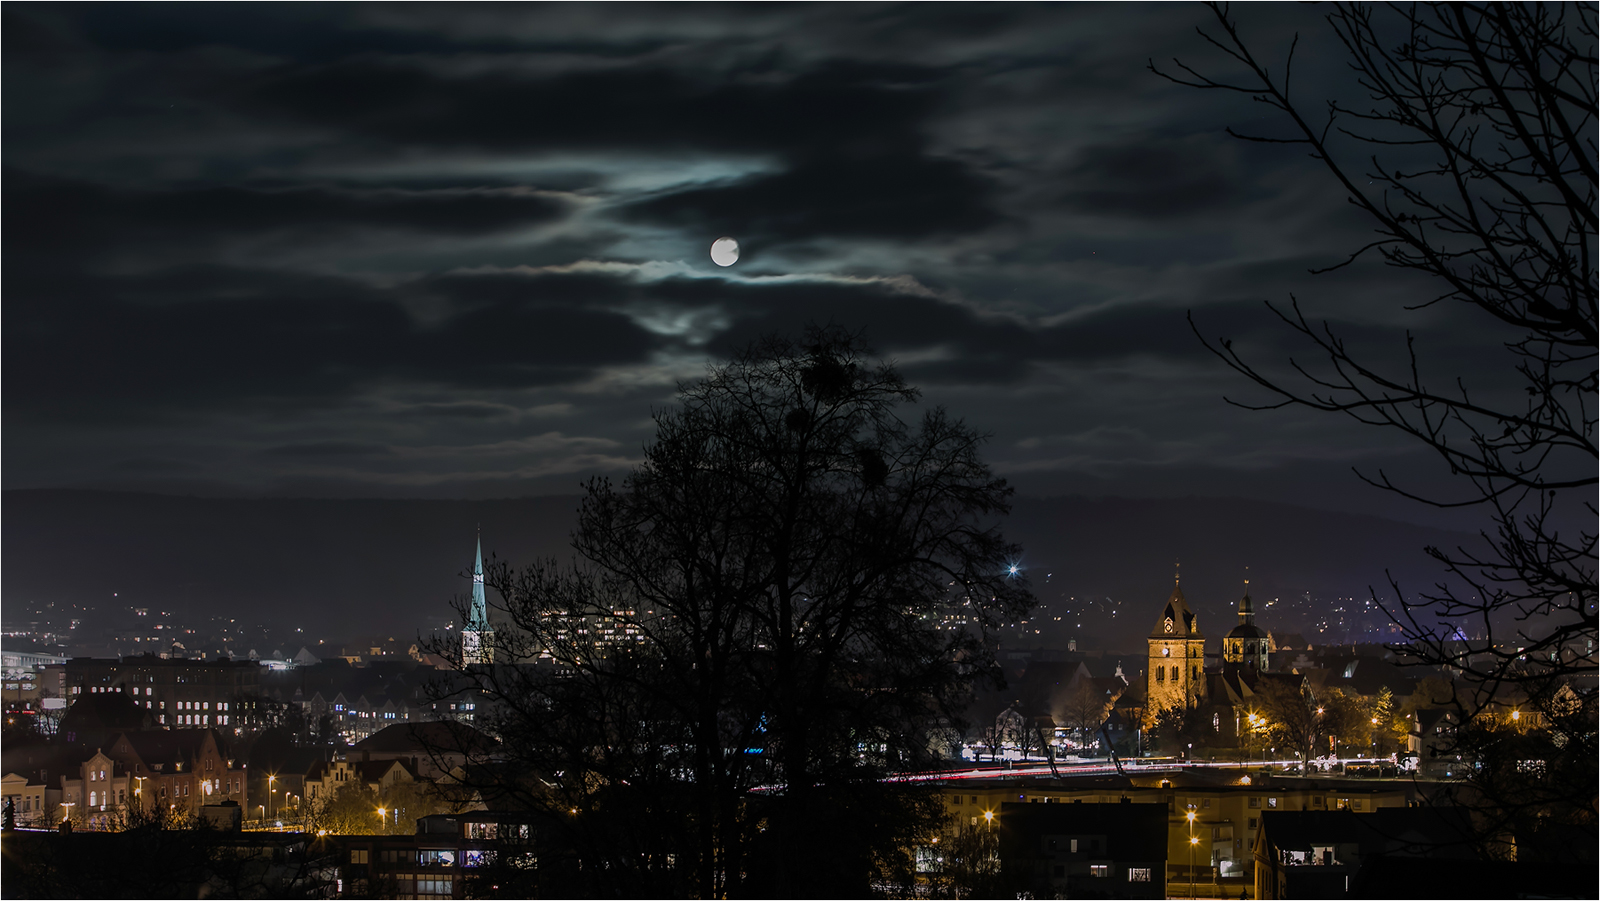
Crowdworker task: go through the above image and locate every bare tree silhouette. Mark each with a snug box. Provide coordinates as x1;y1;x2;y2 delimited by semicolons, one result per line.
1154;1;1595;851
423;326;1031;896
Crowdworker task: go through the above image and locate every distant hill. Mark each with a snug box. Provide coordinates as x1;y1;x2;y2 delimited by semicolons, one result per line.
2;490;1482;645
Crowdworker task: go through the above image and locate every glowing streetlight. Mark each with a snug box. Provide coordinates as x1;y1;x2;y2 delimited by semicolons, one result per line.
1186;806;1198;898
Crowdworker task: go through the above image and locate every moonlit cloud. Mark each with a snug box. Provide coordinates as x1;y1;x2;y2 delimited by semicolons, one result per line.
2;3;1499;526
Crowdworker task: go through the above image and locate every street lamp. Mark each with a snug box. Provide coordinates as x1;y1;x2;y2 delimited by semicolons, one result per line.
1186;807;1198;899
268;775;276;819
983;809;994;832
377;807;387;832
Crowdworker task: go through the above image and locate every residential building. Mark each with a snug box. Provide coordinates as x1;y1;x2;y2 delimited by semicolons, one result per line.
351;721;500;781
994;800;1168;898
941;771;1418;890
106;728;249;818
329;812;535;899
63;656;261;730
1252;807;1479;898
304;754;416;810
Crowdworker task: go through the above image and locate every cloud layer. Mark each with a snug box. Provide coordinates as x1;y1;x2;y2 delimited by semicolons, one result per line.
2;4;1506;526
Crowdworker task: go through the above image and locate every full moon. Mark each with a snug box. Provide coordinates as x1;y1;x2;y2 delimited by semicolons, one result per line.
710;236;740;267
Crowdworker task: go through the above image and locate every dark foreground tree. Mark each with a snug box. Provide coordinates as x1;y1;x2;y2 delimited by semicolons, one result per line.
1155;2;1595;851
1;804;329;898
427;327;1031;897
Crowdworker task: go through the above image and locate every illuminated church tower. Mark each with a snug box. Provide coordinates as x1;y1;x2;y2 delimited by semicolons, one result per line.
1146;570;1206;725
461;536;495;666
1222;576;1269;671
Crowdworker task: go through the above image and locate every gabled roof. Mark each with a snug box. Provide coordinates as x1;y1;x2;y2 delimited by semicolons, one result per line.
117;729;216;771
1208;668;1304;706
351;721;499;757
1150;583;1203;640
1;745;88;787
353;757;415;783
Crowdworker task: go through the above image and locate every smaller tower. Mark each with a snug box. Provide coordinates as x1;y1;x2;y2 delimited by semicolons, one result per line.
1223;575;1269;671
462;535;495;666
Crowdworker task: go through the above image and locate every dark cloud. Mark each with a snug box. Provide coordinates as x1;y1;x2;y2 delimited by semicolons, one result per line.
0;1;1501;525
621;153;1002;242
1057;140;1243;219
4;169;568;269
264;441;395;458
2;266;662;423
242;59;942;157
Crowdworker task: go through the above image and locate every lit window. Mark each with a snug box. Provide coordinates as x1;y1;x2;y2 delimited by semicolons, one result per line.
1090;865;1109;878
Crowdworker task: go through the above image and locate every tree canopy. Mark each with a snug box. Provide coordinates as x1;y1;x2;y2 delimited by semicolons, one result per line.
435;327;1032;896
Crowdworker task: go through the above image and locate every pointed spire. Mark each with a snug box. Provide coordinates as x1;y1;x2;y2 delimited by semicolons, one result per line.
1237;566;1255;624
469;534;489;632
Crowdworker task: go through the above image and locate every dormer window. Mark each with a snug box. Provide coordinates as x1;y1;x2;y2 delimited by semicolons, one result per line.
1164;617;1175;633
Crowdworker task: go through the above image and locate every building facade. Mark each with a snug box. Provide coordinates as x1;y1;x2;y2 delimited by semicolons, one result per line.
64;656;261;730
1145;580;1206;724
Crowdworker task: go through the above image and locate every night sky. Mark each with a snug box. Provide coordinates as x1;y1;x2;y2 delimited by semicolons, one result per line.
6;4;1508;530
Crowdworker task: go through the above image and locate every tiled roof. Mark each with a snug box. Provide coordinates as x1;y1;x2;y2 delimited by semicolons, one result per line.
351;721;498;756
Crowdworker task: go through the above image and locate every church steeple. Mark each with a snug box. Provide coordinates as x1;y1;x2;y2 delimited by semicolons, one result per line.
469;535;489;633
1146;571;1207;725
1223;569;1268;671
462;532;494;665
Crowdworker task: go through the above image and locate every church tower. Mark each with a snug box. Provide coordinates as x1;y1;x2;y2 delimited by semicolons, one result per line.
1222;577;1269;671
1146;572;1206;724
462;535;495;666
